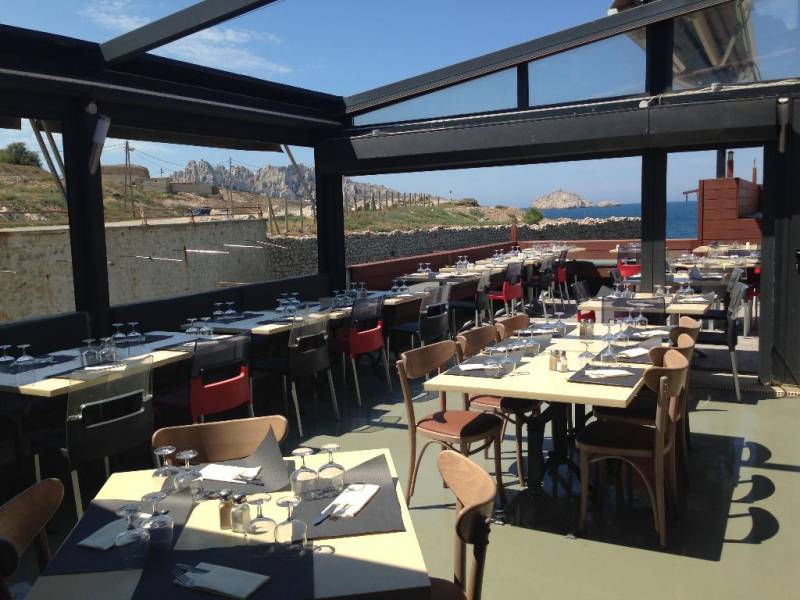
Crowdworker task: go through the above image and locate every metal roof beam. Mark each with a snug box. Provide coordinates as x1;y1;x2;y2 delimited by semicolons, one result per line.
100;0;282;64
345;0;731;115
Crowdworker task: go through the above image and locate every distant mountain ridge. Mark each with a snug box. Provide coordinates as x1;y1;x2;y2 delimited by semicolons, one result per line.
532;189;620;209
172;160;447;204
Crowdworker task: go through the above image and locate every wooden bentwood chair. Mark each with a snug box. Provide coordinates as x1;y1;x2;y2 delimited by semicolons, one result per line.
457;324;539;486
430;450;497;600
397;341;506;506
576;349;689;548
151;415;288;463
0;479;64;600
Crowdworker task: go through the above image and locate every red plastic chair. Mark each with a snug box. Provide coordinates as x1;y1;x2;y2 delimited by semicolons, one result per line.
617;264;642;279
488;262;524;316
329;297;392;406
188;334;253;423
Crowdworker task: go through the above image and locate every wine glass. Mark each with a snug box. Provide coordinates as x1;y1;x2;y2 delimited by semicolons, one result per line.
141;513;174;549
417;262;425;273
115;504;150;568
425;262;432;274
579;341;594;368
623;308;636;329
152;446;179;478
212;302;224;318
141;491;168;516
14;345;35;381
0;345;13;368
317;444;345;498
224;302;237;316
613;319;629;345
275;495;307;559
199;317;212;337
176;449;200;473
185;319;199;335
553;312;567;337
127;322;143;345
79;339;98;368
112;324;128;357
600;322;615;363
290;448;318;500
390;279;400;295
635;307;649;328
247;496;277;557
174;470;204;501
98;337;116;363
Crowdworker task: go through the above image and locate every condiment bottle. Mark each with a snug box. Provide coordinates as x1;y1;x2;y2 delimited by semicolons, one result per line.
218;489;233;530
558;353;569;372
231;493;251;533
549;350;559;371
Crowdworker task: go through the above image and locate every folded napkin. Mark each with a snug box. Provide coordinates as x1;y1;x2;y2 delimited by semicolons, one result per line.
175;563;269;600
320;483;380;519
616;347;649;359
678;295;710;303
83;364;126;372
459;363;494;372
199;464;261;484
584;369;634;379
77;518;130;550
633;329;671;338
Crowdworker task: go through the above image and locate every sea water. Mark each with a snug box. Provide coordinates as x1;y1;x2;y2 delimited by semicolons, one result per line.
540;201;698;239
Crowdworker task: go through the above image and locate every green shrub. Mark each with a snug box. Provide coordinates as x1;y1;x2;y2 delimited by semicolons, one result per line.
524;207;544;224
0;143;41;168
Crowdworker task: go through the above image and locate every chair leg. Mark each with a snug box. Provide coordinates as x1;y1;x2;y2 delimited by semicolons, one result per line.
326;370;340;420
655;455;667;548
666;446;679;506
350;357;362;407
291;381;304;438
382;348;393;393
341;352;347;390
281;375;289;416
579;450;590;530
71;469;84;519
33;452;42;482
406;434;418;504
103;456;111;479
248;377;256;417
730;350;742;402
514;417;525;487
492;433;506;507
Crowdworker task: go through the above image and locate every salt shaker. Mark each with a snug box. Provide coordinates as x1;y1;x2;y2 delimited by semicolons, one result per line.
218;489;233;530
231;493;251;533
549;350;560;371
558;352;569;372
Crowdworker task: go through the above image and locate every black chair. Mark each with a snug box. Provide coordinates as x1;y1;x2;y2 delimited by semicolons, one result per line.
600;296;667;325
253;313;339;437
697;281;748;401
447;271;490;331
188;334;253;423
32;355;154;517
571;280;598;321
387;285;452;358
524;256;555;316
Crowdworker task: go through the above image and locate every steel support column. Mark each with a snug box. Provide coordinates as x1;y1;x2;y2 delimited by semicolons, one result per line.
314;150;346;291
62;105;111;336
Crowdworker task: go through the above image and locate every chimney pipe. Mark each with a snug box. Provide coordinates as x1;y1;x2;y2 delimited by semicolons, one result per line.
726;150;734;178
752;159;757;185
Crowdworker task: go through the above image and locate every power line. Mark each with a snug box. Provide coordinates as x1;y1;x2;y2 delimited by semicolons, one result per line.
131;148;186;168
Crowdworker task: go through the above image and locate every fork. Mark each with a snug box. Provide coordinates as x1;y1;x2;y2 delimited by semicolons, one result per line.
173;571;195;588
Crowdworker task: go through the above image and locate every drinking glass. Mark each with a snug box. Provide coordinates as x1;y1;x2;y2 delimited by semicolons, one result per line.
127;322;143;345
635;308;649;328
248;496;277;557
623;308;636;329
174;470;204;501
199;317;213;337
80;338;99;367
224;302;237;316
400;280;409;294
553;312;567;337
0;345;13;368
176;449;200;475
483;357;501;377
317;443;345;498
15;344;34;371
579;341;594;368
98;337;116;363
115;504;150;568
213;303;224;318
425;262;432;274
141;513;174;549
152;445;179;478
276;495;307;559
185;319;199;335
290;448;318;500
112;324;128;357
600;323;615;363
613;320;629;344
390;280;400;295
417;262;425;273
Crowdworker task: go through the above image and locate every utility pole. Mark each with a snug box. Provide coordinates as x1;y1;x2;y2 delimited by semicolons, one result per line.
123;140;130;209
228;157;234;220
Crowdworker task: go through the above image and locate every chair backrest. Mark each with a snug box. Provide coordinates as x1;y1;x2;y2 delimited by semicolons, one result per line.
646;350;689;452
419;286;451;344
538;256;554;273
190;334;250;379
648;332;695;368
616;244;641;266
609;268;624;284
570;280;590;303
437;450;496;600
65;355;154;463
448;278;480;303
151;416;288;463
726;267;745;293
600;297;666;324
728;282;749;319
505;262;523;283
351;296;384;327
288;312;330;348
476;269;492;291
495;314;530;340
456;325;499;360
556;249;568;264
397;340;458;427
0;478;64;587
671;316;701;343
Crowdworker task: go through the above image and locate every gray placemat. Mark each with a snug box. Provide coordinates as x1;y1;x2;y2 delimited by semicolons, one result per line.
294;454;405;541
45;490;195;575
444;357;504;379
568;365;646;388
131;545;314;600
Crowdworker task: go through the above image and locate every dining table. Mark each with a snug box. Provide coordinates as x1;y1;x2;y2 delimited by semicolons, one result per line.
577;292;717;320
27;447;430;600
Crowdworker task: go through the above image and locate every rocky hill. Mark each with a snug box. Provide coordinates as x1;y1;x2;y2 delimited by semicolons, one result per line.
532;189;592;209
172;160;446;204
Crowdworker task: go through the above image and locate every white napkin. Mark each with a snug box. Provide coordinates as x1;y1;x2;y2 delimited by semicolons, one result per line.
633;329;671;338
616;347;649;359
77;518;129;550
199;464;261;484
584;369;634;379
459;363;490;371
320;483;380;518
175;562;269;600
83;364;126;372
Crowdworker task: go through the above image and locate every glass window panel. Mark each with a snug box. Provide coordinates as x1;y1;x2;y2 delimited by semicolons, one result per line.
352;68;517;126
673;0;800;90
529;31;646;106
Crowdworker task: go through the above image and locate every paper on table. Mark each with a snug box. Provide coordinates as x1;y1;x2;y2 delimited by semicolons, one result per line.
633;329;671;338
459;363;490;372
175;562;270;600
83;364;126;372
616;347;650;359
678;295;711;303
77;518;130;550
585;369;634;379
199;464;261;484
321;483;380;518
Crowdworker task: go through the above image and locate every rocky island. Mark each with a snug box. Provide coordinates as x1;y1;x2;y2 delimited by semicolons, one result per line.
532;189;620;209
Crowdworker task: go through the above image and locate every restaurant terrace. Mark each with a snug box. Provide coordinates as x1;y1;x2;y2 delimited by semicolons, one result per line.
0;1;799;599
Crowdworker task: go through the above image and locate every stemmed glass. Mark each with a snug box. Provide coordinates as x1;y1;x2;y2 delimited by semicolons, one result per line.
80;338;98;367
176;449;201;476
317;444;345;498
613;319;629;345
623;308;636;329
141;491;168;516
213;303;224;318
14;344;35;373
112;323;128;357
290;448;318;500
98;338;116;363
390;280;400;295
115;504;150;568
276;495;307;559
224;302;237;316
418;262;425;273
600;322;616;363
199;317;213;337
579;341;594;368
425;262;432;274
400;280;410;294
152;445;179;478
635;307;649;327
247;496;277;557
127;322;143;345
185;319;199;335
174;469;204;501
0;345;13;369
553;312;567;337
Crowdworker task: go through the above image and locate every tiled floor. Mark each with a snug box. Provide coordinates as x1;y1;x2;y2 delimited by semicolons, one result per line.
8;329;798;600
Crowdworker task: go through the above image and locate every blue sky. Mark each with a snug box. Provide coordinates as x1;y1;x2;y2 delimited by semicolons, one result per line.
0;1;781;205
